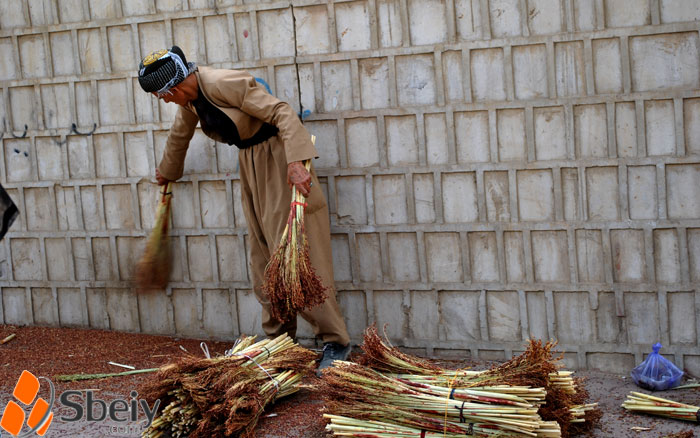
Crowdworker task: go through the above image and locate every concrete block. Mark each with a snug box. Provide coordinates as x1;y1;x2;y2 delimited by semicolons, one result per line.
586;167;619;220
439;291;481;341
337;290;367;339
484;171;510;222
169;237;185;282
346;118;379;167
336;1;372;51
359;58;390;109
592;38;622;94
57;0;85;22
107;25;135;72
322;61;353;112
489;0;521;37
236;289;264;336
203;15;232;63
41;84;72;129
25;187;53;231
685;356;700;377
92;237;113;281
106;288;139;332
425;113;449;165
2;288;31;325
86;288;108;329
513;44;548;100
455;111;490;163
156;0;184;12
414;173;435;223
532;230;569;282
442;172;478;222
10;87;38;130
377;0;404;47
487;291;520;341
356;233;382;282
668;291;696;344
396;55;436;106
56;186;78;231
504;232;525;282
576;229;604;282
304;121;338;169
79;186;100;231
116;237;145;281
605;0;649;27
586;353;635;374
139;22;167;60
335;176;367;225
455;0;483;40
374;290;406;339
575;104;607;157
596;292;623;343
5;139;32;182
517;170;554;221
553;291;594;343
78;28;105;73
0;38;17;80
49;31;75;76
425;232;463;282
293;5;330;56
387;233;419;282
94;133;122;178
216;143;239;173
666;164;700;219
172;288;203;337
526;291;548;339
660;0;700;23
469;232;500;282
122;0;152;16
645;100;676;156
98;80;129;126
298;63;316;115
31;288;57;326
689;229;700;283
57;288;85;326
611;229;647;282
103;185;136;230
172;19;200;65
407;0;447;45
442;51;464;103
497;109;527;161
275;65;300;113
188;236;213;282
76;82;97;127
216;235;247;282
3;189;21;234
232;181;246;229
409;290;438;339
534;106;567;160
653;229;681;284
471;48;506;101
18;34;48;79
527;0;562;35
199;181;229;228
72;238;90;281
171;182;196;229
684;98;700;155
630;33;699;92
555;41;585;97
332;234;352;282
258;8;294;59
124;132;150;177
202;289;235;339
0;0;27;28
45;238;69;281
137;292;173;334
386;115;419;165
68;136;92;179
234;13;255;61
624;292;659;344
479;350;506;361
616;102;637;157
88;0;121;20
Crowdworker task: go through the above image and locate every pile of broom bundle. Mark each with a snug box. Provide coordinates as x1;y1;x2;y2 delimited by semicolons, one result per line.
136;182;173;291
263;149;327;322
622;392;700;423
322;326;600;438
140;334;316;438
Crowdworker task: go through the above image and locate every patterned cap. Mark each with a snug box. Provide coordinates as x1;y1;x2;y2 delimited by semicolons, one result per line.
138;46;195;94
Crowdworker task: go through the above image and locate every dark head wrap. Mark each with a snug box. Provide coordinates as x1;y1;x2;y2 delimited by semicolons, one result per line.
138;46;195;94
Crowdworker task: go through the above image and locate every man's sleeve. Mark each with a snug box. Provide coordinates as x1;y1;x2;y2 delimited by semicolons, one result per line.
157;105;200;181
210;71;318;163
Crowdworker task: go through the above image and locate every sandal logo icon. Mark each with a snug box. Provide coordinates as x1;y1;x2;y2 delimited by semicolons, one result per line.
1;371;55;437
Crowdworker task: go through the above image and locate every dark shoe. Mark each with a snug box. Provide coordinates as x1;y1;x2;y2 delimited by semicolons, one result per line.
317;342;351;376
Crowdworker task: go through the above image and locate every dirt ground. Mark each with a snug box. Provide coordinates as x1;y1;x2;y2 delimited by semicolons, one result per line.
1;325;698;438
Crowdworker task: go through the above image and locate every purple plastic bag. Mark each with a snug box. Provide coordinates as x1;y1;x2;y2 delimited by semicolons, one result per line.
630;343;683;391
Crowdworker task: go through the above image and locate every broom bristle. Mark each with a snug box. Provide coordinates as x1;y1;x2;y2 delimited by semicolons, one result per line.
136;183;173;293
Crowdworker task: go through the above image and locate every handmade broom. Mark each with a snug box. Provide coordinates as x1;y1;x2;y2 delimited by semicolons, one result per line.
136;182;173;291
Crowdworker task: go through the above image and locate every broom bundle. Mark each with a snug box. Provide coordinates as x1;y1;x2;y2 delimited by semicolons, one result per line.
140;334;316;438
263;150;328;322
136;182;173;291
622;391;700;423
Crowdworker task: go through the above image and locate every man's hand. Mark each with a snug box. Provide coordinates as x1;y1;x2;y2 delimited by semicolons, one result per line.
287;161;312;197
155;168;170;186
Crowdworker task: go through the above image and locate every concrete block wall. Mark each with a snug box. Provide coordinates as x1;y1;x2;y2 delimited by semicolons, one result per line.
0;0;699;372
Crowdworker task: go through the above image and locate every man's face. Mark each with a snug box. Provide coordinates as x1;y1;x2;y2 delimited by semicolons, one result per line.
153;83;188;106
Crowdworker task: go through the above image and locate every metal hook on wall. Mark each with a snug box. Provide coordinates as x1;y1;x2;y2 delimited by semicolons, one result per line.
71;123;96;136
